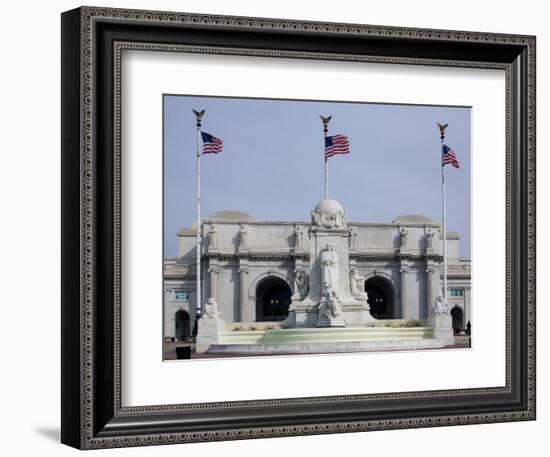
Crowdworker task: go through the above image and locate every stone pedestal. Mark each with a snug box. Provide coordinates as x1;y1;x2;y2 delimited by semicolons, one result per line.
427;297;454;346
316;314;346;327
196;298;226;353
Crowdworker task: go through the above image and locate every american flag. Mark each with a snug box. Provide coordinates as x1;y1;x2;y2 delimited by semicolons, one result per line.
201;132;223;154
442;144;460;168
325;134;350;159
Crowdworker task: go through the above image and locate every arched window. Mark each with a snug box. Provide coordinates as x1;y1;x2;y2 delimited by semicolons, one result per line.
364;276;395;319
255;277;291;322
450;306;464;335
175;310;190;340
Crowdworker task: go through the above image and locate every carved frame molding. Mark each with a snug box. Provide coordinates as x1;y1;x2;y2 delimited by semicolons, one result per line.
61;6;535;449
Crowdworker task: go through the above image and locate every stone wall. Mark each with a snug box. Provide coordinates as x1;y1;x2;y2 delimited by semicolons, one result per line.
166;216;470;327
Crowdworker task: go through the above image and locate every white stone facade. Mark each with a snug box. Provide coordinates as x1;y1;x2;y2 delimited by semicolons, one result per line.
163;208;471;338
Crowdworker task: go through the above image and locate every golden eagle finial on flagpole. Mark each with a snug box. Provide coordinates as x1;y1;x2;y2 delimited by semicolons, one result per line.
437;122;448;140
193;109;205;119
320;115;332;132
193;109;205;128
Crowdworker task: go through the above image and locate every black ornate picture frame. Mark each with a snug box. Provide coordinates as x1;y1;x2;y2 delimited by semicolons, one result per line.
61;6;536;449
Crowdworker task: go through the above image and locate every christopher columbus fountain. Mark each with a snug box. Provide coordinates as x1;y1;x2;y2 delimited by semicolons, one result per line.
196;199;453;355
280;198;373;329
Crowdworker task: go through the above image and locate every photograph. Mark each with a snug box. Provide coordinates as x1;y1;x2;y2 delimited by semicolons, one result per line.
162;95;472;360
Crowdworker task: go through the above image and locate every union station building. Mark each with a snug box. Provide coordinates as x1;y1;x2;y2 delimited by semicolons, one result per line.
163;209;471;340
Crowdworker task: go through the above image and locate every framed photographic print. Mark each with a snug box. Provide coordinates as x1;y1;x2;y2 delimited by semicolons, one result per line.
61;6;536;449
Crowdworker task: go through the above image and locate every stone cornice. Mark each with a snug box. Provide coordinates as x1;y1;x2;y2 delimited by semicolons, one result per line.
168;251;463;265
204;250;310;260
164;273;195;280
445;274;471;280
425;254;444;262
179;220;444;230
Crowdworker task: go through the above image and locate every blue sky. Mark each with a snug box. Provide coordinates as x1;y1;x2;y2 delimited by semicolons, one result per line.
164;95;471;257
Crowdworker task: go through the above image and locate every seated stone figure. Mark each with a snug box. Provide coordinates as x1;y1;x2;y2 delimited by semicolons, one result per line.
318;285;343;320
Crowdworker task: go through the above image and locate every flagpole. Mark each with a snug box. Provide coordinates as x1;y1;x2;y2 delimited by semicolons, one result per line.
320;115;331;199
194;110;204;325
439;123;448;308
324;147;328;200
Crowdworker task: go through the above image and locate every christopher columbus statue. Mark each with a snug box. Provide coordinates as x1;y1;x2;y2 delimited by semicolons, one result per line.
320;244;339;293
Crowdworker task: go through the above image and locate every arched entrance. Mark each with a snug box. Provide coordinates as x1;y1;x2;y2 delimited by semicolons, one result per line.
255;277;291;322
451;306;464;335
175;310;190;340
364;277;394;319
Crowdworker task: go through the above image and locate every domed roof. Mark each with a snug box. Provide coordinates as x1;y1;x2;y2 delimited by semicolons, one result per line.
314;199;345;214
392;214;436;224
205;210;255;222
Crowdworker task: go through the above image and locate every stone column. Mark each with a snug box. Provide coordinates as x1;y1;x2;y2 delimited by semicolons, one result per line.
164;288;174;339
208;264;219;302
238;265;249;322
426;266;435;315
399;265;408;319
399;227;408;254
464;286;471;327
